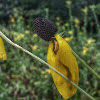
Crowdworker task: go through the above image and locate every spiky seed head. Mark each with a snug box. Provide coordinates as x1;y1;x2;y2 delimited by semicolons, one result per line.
34;17;58;41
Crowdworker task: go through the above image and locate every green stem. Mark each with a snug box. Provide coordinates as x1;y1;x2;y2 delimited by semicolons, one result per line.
68;4;74;33
0;85;5;92
45;8;49;19
72;50;100;80
91;8;100;33
0;31;95;100
84;12;88;34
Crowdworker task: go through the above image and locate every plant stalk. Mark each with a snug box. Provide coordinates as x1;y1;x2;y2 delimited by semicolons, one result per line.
72;50;100;80
0;31;95;100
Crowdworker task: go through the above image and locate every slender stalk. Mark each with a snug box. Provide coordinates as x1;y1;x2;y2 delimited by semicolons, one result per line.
0;31;95;100
91;8;100;32
68;4;74;33
0;85;5;92
83;10;88;35
72;50;100;80
91;7;100;40
45;8;49;19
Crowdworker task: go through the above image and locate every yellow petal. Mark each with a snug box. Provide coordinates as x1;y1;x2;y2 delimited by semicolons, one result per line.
47;34;79;99
0;37;7;60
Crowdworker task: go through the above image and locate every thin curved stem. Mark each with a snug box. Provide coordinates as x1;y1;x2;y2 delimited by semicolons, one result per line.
0;31;95;100
72;50;100;80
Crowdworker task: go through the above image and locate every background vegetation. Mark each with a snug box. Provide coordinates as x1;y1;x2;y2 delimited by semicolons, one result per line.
0;0;100;100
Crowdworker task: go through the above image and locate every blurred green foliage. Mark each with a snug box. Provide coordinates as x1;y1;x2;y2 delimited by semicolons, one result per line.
0;0;100;100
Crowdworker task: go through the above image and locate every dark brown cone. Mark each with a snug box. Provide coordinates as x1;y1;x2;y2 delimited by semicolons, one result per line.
34;17;58;41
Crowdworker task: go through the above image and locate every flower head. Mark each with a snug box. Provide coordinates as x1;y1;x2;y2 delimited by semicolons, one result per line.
65;23;69;27
56;17;60;20
89;5;95;9
34;17;58;41
25;30;30;34
82;7;88;13
68;30;73;35
14;34;24;41
26;25;30;28
86;39;95;45
30;45;38;51
11;17;15;23
74;18;79;24
82;46;88;55
66;0;72;5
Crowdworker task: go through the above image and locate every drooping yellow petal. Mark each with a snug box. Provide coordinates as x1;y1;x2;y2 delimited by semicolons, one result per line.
47;34;79;100
0;37;7;60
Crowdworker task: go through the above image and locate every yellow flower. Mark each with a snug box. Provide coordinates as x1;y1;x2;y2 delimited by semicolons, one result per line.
13;32;18;36
74;18;79;24
80;32;83;34
14;13;18;18
20;16;23;19
0;37;7;60
66;0;71;5
62;26;65;30
25;30;30;34
68;30;73;35
56;17;60;20
44;75;48;78
33;34;37;38
65;23;69;27
26;25;30;28
14;34;24;41
56;22;60;26
83;46;86;49
82;7;88;13
31;45;38;51
41;69;50;74
41;71;46;74
46;69;51;73
82;46;88;55
45;8;48;12
82;49;88;55
90;22;94;26
47;34;79;100
75;24;79;28
89;5;95;9
86;39;95;45
64;36;73;42
11;18;15;23
11;74;19;78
